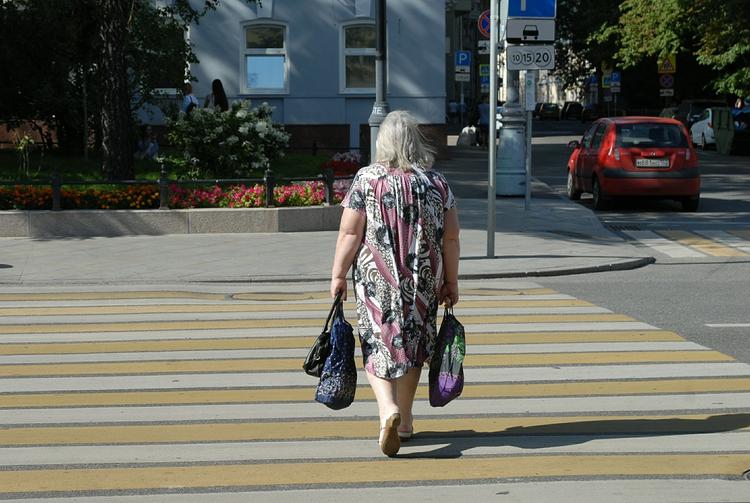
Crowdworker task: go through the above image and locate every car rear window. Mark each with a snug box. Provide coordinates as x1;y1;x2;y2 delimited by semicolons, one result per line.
615;123;688;148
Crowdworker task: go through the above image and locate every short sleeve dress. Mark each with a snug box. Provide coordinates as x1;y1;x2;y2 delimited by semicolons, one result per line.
341;163;456;379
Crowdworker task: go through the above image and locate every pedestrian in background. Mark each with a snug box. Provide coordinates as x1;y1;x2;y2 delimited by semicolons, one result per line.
181;83;199;114
330;110;461;457
204;78;229;112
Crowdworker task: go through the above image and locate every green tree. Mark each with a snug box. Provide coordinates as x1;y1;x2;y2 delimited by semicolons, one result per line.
554;0;623;92
599;0;750;97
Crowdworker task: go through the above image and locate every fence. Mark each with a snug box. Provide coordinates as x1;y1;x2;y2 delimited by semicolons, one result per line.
0;162;353;211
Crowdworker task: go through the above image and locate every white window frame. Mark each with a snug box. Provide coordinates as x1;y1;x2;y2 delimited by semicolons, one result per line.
339;21;376;94
240;21;289;95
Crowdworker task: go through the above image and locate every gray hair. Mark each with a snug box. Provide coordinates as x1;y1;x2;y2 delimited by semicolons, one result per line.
375;110;435;171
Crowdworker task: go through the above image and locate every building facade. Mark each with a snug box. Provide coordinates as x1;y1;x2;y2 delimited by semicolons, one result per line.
182;0;447;156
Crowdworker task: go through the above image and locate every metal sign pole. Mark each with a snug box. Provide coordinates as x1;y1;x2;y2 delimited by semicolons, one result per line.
487;0;498;258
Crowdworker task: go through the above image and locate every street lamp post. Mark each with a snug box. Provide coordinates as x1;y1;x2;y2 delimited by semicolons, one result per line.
368;0;389;164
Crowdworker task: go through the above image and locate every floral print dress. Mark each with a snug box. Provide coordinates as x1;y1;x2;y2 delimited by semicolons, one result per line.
342;163;456;379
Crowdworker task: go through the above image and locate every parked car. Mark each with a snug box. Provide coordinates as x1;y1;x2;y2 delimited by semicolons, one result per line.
560;101;583;120
532;103;544;119
566;117;700;211
731;111;750;155
659;106;678;119
538;103;560;120
675;99;726;128
690;107;730;149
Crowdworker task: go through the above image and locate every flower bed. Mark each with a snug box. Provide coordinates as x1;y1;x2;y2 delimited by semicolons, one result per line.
0;185;159;210
0;182;348;210
169;182;348;209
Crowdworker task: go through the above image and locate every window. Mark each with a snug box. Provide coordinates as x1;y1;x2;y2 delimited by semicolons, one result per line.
242;23;287;93
341;23;376;93
591;123;607;148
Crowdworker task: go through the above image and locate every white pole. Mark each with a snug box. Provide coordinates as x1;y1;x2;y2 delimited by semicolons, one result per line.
487;0;498;258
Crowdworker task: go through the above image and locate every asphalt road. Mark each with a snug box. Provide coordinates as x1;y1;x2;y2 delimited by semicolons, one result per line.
531;118;750;366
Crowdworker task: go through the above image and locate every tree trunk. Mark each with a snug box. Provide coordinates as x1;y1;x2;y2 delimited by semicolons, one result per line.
99;0;134;180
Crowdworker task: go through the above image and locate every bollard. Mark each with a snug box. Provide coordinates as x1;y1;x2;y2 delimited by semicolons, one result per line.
158;160;169;209
264;169;275;207
51;170;61;211
322;167;335;205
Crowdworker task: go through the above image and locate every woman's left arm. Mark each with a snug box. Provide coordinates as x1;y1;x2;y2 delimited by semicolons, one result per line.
330;208;366;299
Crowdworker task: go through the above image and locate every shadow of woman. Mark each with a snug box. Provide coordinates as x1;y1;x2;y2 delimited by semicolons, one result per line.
397;413;750;459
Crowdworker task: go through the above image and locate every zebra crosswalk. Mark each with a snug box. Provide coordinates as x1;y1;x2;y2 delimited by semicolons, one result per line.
621;229;750;259
0;283;749;501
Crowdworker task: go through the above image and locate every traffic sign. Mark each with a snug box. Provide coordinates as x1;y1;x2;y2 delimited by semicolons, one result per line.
508;0;556;18
478;10;491;38
506;18;555;43
506;44;555;70
658;54;677;73
479;64;490;77
478;40;490;55
659;73;674;88
455;50;471;73
660;88;675;97
611;84;621;94
610;70;621;84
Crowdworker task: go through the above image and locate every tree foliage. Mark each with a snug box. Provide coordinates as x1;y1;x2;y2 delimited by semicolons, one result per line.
553;0;623;92
599;0;750;97
0;0;256;180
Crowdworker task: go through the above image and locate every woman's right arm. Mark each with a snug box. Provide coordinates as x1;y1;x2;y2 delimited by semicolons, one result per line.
441;207;460;307
330;208;366;299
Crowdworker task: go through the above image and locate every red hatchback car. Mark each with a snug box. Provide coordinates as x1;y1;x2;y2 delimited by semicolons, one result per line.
566;117;701;211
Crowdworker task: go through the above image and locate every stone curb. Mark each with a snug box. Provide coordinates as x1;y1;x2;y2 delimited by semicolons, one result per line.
0;257;656;286
0;206;344;237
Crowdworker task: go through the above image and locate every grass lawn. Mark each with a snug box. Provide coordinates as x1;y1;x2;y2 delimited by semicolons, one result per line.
0;149;329;183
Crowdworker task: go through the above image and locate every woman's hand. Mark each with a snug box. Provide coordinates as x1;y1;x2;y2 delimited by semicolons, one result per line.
440;281;459;308
331;277;347;301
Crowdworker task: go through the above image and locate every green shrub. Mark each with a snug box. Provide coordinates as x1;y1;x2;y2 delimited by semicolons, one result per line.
166;100;289;179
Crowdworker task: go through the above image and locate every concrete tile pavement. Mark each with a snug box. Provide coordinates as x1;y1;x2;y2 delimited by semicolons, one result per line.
0;147;653;285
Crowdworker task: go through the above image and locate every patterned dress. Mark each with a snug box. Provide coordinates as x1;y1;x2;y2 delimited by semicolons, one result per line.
341;163;456;379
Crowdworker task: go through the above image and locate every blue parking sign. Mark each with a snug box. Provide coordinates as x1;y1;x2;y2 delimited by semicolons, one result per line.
455;51;472;67
508;0;556;18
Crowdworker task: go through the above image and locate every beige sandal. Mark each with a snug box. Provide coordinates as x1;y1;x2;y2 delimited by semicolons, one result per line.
378;412;401;457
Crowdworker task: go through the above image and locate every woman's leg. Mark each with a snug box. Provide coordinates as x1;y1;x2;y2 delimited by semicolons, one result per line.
365;371;399;423
366;371;401;456
396;367;422;432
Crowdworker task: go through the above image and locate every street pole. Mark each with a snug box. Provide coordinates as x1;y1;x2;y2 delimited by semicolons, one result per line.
368;0;389;164
487;0;498;258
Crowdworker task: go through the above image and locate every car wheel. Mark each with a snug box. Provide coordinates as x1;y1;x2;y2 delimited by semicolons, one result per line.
681;196;700;212
592;178;609;210
566;170;582;200
701;134;707;150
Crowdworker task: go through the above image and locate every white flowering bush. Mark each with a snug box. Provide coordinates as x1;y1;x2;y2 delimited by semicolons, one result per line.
166;100;290;179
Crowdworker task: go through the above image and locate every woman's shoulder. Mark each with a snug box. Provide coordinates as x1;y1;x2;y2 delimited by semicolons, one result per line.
356;163;389;178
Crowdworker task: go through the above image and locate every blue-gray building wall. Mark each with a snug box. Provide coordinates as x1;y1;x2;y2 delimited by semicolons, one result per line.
186;0;446;151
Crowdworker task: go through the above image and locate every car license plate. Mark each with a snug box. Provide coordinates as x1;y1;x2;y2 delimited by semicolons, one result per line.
635;158;670;168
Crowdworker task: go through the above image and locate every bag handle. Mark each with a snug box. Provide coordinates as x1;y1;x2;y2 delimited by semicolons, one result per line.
324;291;344;332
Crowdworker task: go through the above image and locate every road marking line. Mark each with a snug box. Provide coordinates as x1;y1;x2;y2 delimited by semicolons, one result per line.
1;413;748;445
3;378;750;408
0;351;732;377
0;342;708;364
4;432;750;466
0;314;635;334
623;230;705;258
0;330;685;355
657;230;748;257
2;454;750;492
695;230;750;254
4;363;749;392
706;323;750;328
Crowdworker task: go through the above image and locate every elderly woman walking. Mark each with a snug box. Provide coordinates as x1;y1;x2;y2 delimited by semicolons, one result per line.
330;110;460;457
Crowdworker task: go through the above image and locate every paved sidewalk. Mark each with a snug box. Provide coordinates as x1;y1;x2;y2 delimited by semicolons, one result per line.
0;147;654;285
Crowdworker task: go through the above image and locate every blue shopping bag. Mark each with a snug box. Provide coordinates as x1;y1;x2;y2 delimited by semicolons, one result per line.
315;300;357;410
